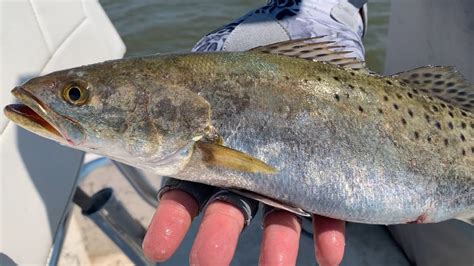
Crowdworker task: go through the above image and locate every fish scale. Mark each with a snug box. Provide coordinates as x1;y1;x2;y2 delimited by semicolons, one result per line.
4;39;473;224
155;50;472;223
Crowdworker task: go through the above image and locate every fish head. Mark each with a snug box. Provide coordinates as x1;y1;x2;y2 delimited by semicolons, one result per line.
5;72;89;146
4;61;214;172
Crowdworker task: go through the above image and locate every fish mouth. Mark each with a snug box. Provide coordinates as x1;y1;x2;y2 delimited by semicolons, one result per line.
4;87;63;142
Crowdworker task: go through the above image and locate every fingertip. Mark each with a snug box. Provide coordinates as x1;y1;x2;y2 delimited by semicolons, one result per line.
189;201;244;265
312;215;345;266
259;210;301;266
143;190;198;262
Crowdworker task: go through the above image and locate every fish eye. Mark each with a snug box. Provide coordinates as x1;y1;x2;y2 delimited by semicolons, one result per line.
62;83;89;106
68;86;81;101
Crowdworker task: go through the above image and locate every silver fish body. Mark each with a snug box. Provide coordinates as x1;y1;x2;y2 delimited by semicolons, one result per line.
4;50;473;224
167;53;473;224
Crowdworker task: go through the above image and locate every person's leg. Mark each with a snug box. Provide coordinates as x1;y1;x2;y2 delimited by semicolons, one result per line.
193;0;366;61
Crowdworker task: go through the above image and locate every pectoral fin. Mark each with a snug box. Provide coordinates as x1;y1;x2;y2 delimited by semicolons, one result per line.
195;141;277;174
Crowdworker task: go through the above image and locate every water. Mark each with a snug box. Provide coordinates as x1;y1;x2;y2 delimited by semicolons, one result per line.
100;0;390;73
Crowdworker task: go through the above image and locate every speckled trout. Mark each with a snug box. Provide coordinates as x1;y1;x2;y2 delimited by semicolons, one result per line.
4;39;473;224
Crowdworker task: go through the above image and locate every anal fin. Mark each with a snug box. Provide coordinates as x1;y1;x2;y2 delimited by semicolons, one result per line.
229;189;311;217
455;212;474;225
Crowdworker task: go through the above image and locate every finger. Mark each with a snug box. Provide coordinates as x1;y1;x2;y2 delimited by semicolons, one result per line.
259;210;301;266
142;190;198;262
312;215;346;266
190;201;245;266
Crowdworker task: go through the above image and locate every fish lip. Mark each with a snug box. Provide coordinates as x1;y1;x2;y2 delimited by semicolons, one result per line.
6;86;84;145
4;103;63;141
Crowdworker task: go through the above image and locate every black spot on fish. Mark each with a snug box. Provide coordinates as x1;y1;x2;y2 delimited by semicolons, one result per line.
462;149;466;156
446;82;455;87
425;114;431;123
401;118;407;125
457;91;467;96
447;88;458;94
461;122;467;129
423;73;432;78
448;111;454;118
412;89;419;94
431;88;443;93
396;93;403;99
348;84;354;90
434;74;442;78
435;122;442;129
424;80;432;84
350;72;355;76
448;122;454;129
413;80;421;85
393;103;399;110
432;106;439;112
333;76;340;82
414;131;419;139
378;108;384;114
460;134;466;142
358;106;364;113
407;92;413;98
461;111;467;117
383;95;389;101
334;94;340;101
444;139;449;146
386;80;393;85
407;109;414;117
411;73;419;78
427;136;432;143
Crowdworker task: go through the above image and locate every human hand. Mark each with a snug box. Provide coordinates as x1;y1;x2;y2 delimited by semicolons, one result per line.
142;189;345;265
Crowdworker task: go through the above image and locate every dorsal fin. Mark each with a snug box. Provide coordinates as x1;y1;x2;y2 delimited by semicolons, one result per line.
250;36;366;71
391;66;474;113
